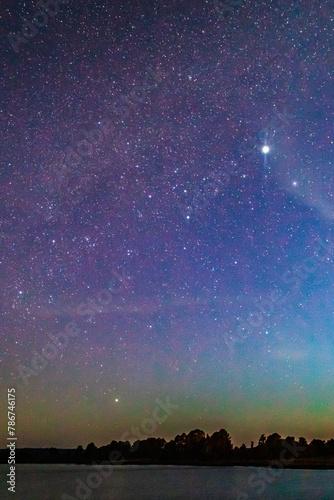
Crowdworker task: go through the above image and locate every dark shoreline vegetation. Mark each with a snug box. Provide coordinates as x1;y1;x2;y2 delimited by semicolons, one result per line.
2;429;334;468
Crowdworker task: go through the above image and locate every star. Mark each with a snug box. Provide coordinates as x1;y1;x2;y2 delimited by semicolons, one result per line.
262;145;270;154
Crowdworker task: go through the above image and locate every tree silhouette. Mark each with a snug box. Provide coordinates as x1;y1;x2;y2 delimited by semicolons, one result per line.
204;429;232;460
308;439;326;457
4;426;334;465
298;437;308;448
258;434;266;446
185;429;206;459
84;442;98;463
265;433;282;458
132;438;166;460
72;445;84;464
164;432;187;460
325;439;334;456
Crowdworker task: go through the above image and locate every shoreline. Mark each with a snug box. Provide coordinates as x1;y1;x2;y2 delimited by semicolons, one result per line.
104;458;334;469
4;458;334;469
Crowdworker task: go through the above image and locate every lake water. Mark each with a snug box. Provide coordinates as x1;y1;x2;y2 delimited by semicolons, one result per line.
1;464;333;499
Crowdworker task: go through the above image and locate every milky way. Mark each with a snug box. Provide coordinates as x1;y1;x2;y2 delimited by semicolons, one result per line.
1;0;334;447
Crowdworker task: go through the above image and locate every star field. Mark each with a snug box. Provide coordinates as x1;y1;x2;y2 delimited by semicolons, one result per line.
1;0;334;448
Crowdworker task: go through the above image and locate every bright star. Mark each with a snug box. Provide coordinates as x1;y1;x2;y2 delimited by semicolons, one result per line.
115;398;119;402
292;181;298;187
262;145;270;154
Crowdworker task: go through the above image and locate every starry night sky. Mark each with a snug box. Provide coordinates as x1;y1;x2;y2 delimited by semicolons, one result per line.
1;0;334;448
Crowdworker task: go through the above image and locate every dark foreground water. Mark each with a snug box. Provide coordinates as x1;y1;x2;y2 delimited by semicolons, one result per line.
1;464;333;499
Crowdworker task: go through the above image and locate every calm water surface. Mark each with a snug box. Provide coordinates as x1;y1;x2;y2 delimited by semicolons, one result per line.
0;464;333;499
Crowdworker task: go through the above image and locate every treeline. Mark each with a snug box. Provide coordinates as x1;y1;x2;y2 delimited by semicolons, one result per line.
2;429;334;464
